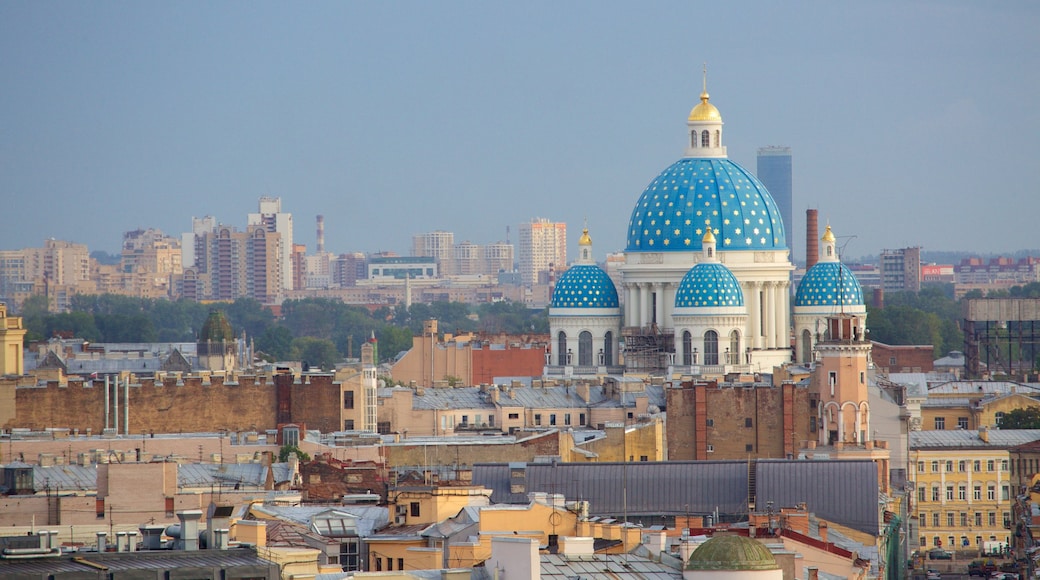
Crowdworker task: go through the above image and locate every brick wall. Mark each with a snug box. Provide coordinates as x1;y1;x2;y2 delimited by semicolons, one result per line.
666;381;812;461
872;342;934;374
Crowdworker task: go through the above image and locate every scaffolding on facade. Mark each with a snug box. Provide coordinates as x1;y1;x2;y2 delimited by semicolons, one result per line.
963;298;1040;380
621;325;674;375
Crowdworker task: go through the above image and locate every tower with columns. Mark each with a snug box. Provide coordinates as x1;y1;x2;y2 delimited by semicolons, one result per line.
811;312;872;446
619;73;793;373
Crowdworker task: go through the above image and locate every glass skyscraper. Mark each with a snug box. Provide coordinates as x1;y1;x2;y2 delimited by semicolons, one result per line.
756;146;793;258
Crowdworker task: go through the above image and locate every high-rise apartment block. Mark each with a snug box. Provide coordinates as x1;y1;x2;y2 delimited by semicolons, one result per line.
518;218;566;287
247;197;293;292
482;242;514;276
94;229;182;299
881;247;922;292
412;231;456;276
182;225;281;303
757;146;793;258
0;240;93;311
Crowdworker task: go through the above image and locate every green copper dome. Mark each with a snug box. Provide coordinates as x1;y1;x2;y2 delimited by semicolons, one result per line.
199;309;234;342
685;535;778;571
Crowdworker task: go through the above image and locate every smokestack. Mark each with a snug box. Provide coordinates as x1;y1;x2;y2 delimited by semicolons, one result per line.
316;215;325;254
806;209;819;269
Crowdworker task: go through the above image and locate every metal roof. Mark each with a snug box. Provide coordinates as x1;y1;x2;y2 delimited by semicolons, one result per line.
177;463;290;488
29;464;97;491
380;384;662;412
0;548;276;575
539;553;681;579
472;460;880;535
911;429;1040;449
756;459;879;535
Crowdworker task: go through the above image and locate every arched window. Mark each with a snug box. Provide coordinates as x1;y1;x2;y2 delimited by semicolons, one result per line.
604;331;613;366
714;130;720;147
704;330;719;365
801;329;813;363
729;330;741;364
691;131;697;148
707;246;713;258
827;245;833;257
682;331;693;365
578;331;593;366
557;331;567;366
701;130;710;148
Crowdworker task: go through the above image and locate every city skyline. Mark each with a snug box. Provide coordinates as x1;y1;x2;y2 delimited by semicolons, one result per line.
2;2;1039;260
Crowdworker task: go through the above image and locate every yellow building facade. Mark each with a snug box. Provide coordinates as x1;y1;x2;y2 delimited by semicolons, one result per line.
909;428;1030;552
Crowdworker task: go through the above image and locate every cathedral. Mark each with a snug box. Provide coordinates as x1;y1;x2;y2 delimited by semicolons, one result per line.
548;77;866;376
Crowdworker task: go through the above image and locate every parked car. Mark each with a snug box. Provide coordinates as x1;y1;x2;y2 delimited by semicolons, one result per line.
926;571;941;580
969;560;998;576
929;548;953;560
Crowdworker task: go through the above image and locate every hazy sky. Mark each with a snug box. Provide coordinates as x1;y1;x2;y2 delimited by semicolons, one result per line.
2;2;1038;262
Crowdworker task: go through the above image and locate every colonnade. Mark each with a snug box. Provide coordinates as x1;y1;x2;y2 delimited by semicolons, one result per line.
622;279;790;350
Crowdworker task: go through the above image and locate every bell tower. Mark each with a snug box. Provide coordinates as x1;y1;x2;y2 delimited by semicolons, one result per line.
812;313;871;446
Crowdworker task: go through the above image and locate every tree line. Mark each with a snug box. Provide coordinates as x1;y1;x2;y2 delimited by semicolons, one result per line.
16;280;1040;370
18;294;548;370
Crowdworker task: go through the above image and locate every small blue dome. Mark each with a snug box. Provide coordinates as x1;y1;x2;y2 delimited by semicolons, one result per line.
550;265;619;309
675;262;744;308
626;158;786;252
795;262;864;307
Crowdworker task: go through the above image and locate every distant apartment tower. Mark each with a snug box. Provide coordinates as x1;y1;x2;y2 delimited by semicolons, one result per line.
483;242;514;275
757;147;793;258
181;216;217;270
332;253;366;288
518;218;566;287
247;197;293;292
184;225;281;303
412;231;455;276
881;247;922;292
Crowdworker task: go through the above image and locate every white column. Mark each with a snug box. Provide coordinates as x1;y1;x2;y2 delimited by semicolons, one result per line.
747;282;761;349
780;281;790;351
661;282;672;327
638;283;648;328
765;282;777;349
653;283;664;328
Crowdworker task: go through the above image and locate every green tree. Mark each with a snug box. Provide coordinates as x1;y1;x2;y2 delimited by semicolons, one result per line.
256;325;294;361
18;295;50;341
278;445;310;462
997;407;1040;429
222;298;275;339
45;312;101;341
291;336;340;371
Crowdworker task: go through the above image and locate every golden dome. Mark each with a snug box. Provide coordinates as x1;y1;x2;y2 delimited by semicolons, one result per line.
702;227;716;244
579;227;592;245
822;225;836;243
688;91;722;122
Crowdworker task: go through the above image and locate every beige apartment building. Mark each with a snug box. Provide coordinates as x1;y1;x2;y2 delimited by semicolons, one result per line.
518;218;565;287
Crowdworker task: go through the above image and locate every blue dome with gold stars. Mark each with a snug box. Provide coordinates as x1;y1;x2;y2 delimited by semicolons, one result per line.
675;262;744;309
550;265;619;309
794;262;864;307
626;158;786;252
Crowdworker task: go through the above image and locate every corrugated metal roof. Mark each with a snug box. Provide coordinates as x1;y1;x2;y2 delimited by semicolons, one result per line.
178;463;274;487
911;429;1040;449
473;459;881;535
756;459;879;535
